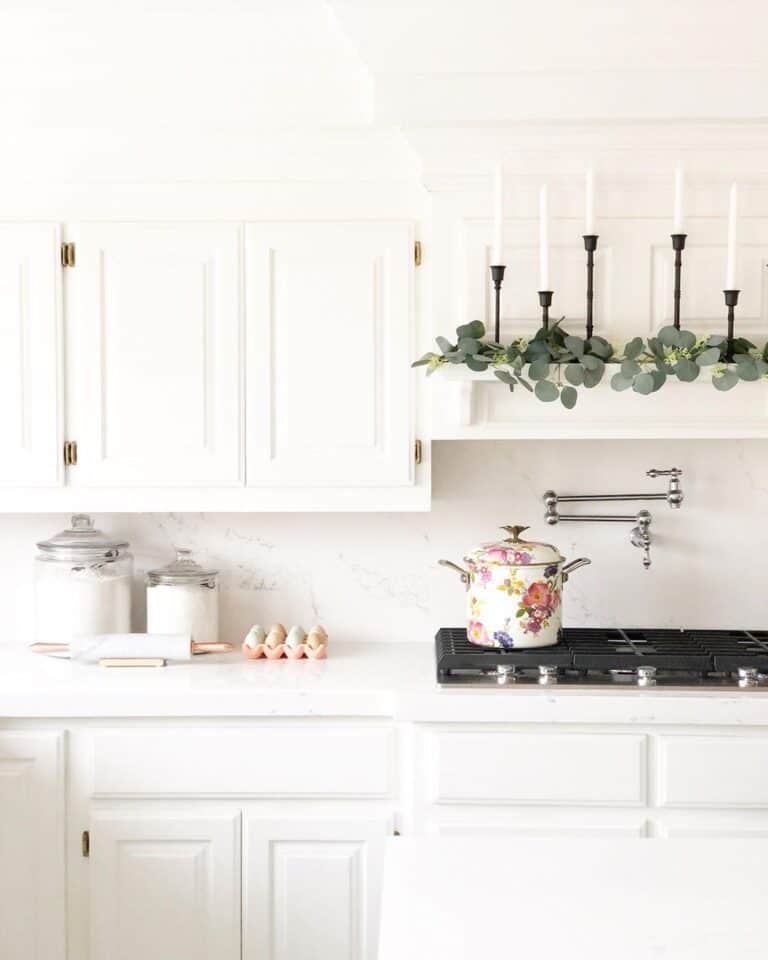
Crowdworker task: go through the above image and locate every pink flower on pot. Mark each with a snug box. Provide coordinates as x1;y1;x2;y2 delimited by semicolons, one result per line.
468;619;491;646
512;551;533;564
484;547;510;563
524;618;542;633
521;581;554;610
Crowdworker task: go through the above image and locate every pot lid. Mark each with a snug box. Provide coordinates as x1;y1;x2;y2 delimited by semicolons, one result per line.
37;514;129;559
147;548;218;586
467;525;564;567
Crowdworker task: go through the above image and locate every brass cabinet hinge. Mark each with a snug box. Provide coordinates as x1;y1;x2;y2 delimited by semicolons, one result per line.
414;240;422;266
60;242;76;267
63;440;78;466
414;439;423;465
81;830;90;858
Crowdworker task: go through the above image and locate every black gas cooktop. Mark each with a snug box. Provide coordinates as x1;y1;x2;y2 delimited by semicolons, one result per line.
436;627;768;687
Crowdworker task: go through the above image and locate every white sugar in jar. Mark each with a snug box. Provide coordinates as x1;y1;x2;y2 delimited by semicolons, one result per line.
146;549;219;645
35;514;133;644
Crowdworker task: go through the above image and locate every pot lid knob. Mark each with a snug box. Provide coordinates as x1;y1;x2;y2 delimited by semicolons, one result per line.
501;524;529;543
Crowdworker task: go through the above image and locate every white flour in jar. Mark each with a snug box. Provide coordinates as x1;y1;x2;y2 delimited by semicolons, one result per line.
147;582;219;645
35;562;132;644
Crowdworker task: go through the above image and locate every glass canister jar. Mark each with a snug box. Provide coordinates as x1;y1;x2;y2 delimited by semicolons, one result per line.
146;548;219;645
35;514;133;644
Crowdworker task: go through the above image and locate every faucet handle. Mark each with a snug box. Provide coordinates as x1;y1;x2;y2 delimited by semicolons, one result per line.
646;467;682;478
630;510;652;569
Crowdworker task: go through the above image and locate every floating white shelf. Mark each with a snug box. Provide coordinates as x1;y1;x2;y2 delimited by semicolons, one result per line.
431;366;768;439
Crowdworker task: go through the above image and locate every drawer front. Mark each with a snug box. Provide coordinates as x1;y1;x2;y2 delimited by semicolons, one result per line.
658;735;768;808
92;727;392;797
427;729;647;806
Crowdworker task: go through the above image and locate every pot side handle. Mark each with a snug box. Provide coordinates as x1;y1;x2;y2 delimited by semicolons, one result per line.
438;559;471;585
561;557;591;583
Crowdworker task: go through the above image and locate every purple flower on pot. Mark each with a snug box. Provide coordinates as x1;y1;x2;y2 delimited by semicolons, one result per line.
544;564;559;578
493;630;514;649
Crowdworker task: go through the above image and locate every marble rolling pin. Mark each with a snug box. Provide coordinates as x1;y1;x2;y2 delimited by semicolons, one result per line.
30;633;232;663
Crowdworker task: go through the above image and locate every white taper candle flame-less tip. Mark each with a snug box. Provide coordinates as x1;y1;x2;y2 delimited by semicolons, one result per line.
539;184;550;291
726;181;738;289
492;162;504;265
673;164;684;234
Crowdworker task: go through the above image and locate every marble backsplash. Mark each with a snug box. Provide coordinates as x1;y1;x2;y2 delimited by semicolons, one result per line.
3;439;767;645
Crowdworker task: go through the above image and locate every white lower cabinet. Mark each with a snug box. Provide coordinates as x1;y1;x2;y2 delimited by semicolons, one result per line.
0;731;65;960
244;815;390;960
90;811;241;960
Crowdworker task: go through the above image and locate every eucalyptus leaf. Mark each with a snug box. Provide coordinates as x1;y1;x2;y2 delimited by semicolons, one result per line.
582;366;604;388
610;373;633;392
633;372;656;395
696;347;721;367
756;359;768;377
623;336;644;360
525;341;551;360
494;370;515;385
707;335;726;347
435;336;454;355
456;320;485;340
564;336;585;357
678;330;697;350
658;325;681;347
528;358;551;381
580;354;603;371
411;353;434;368
560;386;578;409
465;357;489;372
534;379;559;402
621;359;641;378
674;358;699;382
736;358;759;381
712;369;739;391
587;336;613;359
650;370;667;391
564;363;585;386
457;337;480;354
517;375;533;393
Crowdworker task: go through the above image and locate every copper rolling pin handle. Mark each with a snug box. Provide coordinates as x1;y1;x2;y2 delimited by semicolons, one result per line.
30;643;69;654
191;641;233;655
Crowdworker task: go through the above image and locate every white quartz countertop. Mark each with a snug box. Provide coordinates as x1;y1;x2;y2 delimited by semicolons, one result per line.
2;642;768;724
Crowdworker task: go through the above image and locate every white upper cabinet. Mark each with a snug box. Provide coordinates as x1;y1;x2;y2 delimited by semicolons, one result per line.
67;222;243;487
245;222;415;487
90;811;241;960
0;223;61;486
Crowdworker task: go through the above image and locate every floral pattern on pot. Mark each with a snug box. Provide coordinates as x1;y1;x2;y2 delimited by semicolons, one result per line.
468;619;492;646
516;577;561;635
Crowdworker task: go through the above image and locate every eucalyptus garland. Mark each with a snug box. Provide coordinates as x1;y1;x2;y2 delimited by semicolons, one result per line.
413;319;768;409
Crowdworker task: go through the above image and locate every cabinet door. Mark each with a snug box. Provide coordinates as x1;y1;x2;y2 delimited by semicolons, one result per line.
0;223;61;486
244;815;390;960
90;811;241;960
68;222;243;486
246;222;414;486
0;732;65;960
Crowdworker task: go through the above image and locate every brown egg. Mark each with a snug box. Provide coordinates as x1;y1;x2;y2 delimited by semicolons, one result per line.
267;622;287;639
265;629;285;649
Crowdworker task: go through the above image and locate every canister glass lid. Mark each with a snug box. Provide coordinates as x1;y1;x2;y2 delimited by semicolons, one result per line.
147;548;218;586
36;514;129;560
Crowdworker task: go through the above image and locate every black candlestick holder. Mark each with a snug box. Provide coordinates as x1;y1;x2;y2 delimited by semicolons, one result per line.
489;264;506;343
723;289;740;361
538;290;553;331
583;235;598;339
671;234;687;330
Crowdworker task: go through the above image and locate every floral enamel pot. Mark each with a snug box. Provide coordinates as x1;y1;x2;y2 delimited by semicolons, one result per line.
440;525;590;649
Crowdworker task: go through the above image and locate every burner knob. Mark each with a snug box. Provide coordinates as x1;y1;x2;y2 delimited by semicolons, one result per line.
538;664;558;685
738;667;759;688
636;665;657;687
496;665;516;685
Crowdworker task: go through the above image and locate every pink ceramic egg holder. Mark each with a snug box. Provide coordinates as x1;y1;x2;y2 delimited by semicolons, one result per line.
241;642;328;661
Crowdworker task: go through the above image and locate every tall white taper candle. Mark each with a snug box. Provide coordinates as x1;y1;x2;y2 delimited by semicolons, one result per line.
585;168;595;235
492;163;504;264
726;182;738;289
673;164;684;234
539;184;550;290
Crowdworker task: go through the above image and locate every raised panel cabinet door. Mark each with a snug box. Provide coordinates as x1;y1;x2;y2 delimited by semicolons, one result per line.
0;223;61;486
68;222;243;486
90;811;241;960
246;222;414;486
244;815;390;960
0;732;65;960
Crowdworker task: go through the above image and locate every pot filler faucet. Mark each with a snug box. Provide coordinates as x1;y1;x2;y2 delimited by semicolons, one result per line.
543;468;684;570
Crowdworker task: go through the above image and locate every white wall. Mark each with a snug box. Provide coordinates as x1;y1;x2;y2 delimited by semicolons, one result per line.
4;438;767;645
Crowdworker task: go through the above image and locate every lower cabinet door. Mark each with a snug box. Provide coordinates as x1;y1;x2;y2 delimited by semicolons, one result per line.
0;732;65;960
244;815;390;960
90;811;241;960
